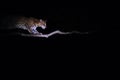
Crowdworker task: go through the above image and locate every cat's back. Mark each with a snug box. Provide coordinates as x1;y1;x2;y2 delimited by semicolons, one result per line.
0;16;26;29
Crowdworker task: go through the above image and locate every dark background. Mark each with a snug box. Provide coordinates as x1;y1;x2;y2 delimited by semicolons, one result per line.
0;3;119;77
0;7;103;71
0;7;102;53
1;6;118;59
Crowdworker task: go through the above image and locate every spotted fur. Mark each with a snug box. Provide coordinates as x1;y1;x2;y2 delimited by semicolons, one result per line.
15;17;46;34
0;16;46;34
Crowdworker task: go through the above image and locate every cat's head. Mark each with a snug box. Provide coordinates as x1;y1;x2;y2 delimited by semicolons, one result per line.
35;19;46;30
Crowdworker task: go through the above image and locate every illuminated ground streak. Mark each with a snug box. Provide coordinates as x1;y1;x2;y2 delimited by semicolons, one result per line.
20;30;88;38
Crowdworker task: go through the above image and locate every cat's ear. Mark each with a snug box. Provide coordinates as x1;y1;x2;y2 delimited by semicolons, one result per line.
40;19;42;21
40;19;47;22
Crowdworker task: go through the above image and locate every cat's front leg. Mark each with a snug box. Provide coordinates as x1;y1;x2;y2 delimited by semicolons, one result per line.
28;27;41;35
32;29;39;34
